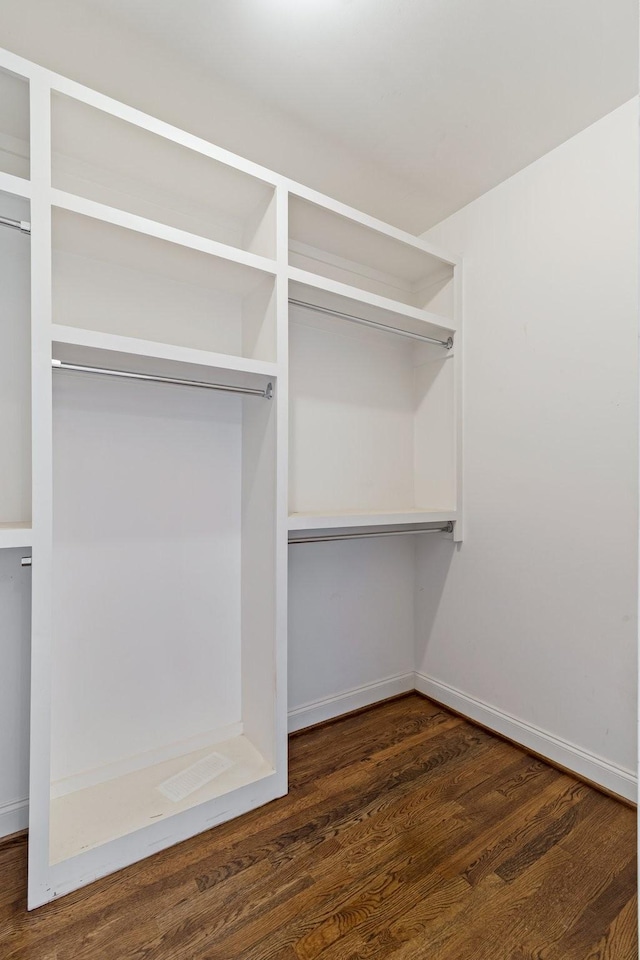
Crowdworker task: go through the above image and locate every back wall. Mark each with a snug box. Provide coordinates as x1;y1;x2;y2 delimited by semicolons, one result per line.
416;100;638;800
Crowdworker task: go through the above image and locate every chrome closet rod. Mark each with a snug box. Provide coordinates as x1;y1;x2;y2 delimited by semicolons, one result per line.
0;215;31;234
289;523;453;545
288;298;453;349
51;359;273;399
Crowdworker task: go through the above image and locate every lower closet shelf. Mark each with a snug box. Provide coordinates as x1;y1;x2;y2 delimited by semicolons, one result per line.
288;508;457;532
49;734;274;864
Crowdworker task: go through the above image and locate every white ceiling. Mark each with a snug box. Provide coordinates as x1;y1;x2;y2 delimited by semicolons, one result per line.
10;0;640;230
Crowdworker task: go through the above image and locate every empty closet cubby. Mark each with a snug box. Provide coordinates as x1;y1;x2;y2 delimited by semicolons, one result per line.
0;191;31;547
51;94;276;258
51;208;277;363
288;293;457;525
0;67;29;180
49;365;278;864
289;195;454;320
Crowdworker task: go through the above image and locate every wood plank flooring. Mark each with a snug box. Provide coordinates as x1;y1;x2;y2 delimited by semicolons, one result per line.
0;694;636;959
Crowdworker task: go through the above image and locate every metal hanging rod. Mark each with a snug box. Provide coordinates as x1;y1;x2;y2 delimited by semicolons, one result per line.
51;359;273;399
0;215;31;234
289;523;453;545
289;298;453;349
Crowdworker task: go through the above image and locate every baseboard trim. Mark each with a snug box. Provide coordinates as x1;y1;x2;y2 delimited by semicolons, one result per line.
0;797;28;839
3;673;634;843
415;673;637;805
288;673;415;733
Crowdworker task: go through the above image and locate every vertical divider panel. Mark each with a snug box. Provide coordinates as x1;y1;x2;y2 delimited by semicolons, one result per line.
274;185;289;787
28;73;54;910
240;393;278;767
453;262;464;542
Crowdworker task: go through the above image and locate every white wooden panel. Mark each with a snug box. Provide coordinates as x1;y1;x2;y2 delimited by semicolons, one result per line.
51;325;278;382
0;523;32;548
0;549;31;837
241;395;278;766
289;509;456;532
0;192;30;524
289;272;455;340
51;372;243;783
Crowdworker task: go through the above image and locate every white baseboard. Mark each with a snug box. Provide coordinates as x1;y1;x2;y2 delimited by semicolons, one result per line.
4;674;635;843
0;797;28;839
288;673;415;733
415;673;637;804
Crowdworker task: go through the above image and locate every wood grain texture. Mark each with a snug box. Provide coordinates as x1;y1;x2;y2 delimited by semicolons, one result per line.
0;694;636;959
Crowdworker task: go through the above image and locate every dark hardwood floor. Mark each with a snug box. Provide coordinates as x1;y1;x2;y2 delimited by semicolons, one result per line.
0;694;636;959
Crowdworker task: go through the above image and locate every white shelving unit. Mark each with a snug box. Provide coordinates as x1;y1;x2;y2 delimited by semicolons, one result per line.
287;193;462;540
0;44;462;908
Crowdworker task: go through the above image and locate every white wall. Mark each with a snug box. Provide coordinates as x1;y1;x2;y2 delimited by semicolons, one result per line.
416;100;638;798
288;538;416;731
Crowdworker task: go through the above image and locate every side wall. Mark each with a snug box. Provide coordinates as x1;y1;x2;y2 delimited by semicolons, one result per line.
416;100;638;800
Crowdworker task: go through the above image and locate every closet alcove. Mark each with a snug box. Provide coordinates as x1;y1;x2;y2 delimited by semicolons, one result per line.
0;48;461;907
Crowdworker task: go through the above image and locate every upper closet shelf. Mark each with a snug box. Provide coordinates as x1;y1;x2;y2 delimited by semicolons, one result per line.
289;271;455;345
289;194;456;320
52;92;277;260
52;208;278;365
0;170;30;199
288;509;457;533
0;522;32;549
52;190;277;276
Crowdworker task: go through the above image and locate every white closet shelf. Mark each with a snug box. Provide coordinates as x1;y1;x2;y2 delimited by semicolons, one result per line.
0;522;32;549
288;270;456;343
0;170;30;198
52;190;277;276
288;192;457;284
288;509;457;532
51;326;277;396
49;733;274;865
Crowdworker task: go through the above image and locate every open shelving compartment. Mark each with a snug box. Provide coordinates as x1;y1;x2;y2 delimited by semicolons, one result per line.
0;189;31;550
0;65;29;181
289;193;455;321
47;342;280;871
51;91;276;258
288;274;459;536
51;206;277;365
